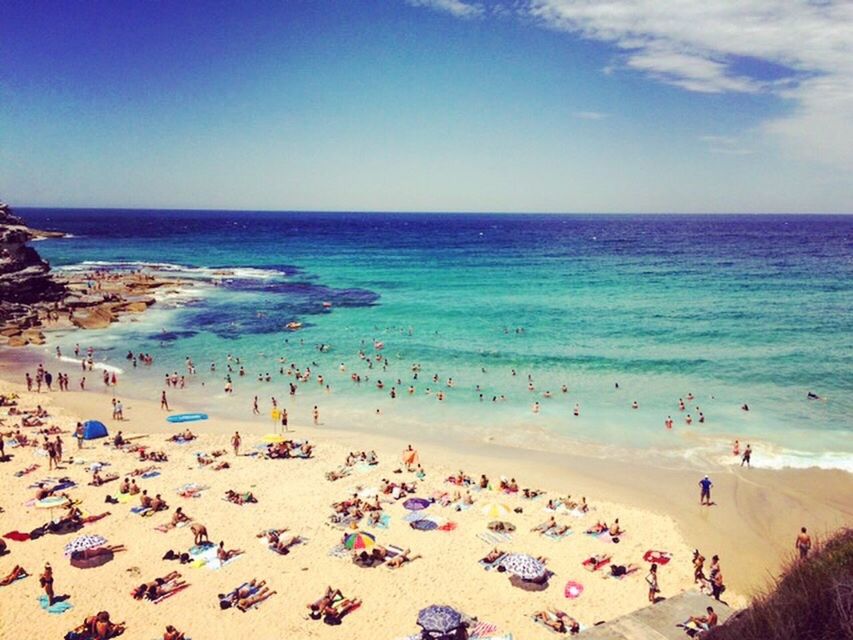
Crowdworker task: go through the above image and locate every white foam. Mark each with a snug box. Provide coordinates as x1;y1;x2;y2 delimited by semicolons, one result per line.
58;355;124;375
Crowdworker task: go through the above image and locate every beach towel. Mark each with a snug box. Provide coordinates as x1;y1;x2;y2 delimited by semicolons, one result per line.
438;522;458;532
111;493;132;504
367;513;391;529
130;506;150;515
544;529;573;540
643;550;672;565
477;531;512;545
3;531;31;542
38;594;73;614
141;471;161;479
469;621;500;638
328;544;350;559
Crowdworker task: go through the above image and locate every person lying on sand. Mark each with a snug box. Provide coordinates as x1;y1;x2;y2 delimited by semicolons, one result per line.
482;548;505;564
523;488;544;499
269;535;302;555
586;521;608;534
216;541;243;562
582;554;612;571
71;545;125;561
90;471;119;486
224;489;256;504
129;465;158;477
532;516;558;533
132;571;186;601
533;609;580;634
256;528;288;541
0;565;28;585
609;563;640;578
75;610;126;640
308;586;343;619
163;624;185;640
386;548;420;569
236;586;276;612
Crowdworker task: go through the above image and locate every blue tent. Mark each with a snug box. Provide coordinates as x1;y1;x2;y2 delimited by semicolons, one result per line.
81;420;108;440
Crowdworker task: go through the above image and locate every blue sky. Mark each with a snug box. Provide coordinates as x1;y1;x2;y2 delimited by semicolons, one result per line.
1;0;850;213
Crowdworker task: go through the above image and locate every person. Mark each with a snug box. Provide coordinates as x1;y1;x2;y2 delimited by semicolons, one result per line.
163;624;185;640
533;609;580;634
313;405;319;425
160;390;169;411
692;549;706;585
795;527;812;559
687;606;718;634
231;431;241;456
217;541;243;562
191;522;209;545
711;565;726;602
646;563;659;603
741;444;752;468
699;475;713;506
82;611;125;640
171;507;190;527
40;562;55;605
1;565;28;585
386;548;421;569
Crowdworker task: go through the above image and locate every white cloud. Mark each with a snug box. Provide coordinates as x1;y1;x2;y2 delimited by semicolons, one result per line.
573;111;608;119
407;0;484;18
700;135;754;156
523;1;853;169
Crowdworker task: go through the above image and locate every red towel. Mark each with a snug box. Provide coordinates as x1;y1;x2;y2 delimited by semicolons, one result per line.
3;531;31;542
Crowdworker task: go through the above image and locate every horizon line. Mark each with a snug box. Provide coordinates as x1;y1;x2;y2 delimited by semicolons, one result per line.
14;205;853;216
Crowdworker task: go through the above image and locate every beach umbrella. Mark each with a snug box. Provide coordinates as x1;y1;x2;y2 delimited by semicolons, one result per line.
342;531;375;551
36;495;69;509
499;554;546;580
417;605;462;634
262;433;285;444
64;534;108;557
564;580;584;599
410;519;438;531
403;497;431;511
480;502;512;519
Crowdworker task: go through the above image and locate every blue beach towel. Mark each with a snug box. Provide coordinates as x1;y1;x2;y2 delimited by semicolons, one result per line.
38;595;73;614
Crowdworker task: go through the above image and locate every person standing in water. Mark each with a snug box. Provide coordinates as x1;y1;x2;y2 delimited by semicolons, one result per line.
741;444;752;468
699;475;713;506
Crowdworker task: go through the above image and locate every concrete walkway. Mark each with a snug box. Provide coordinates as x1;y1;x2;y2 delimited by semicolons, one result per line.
579;590;735;640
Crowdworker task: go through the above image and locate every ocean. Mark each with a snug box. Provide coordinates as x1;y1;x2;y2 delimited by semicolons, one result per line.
16;209;853;471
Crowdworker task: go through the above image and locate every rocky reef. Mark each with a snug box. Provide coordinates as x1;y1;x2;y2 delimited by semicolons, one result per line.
0;201;183;346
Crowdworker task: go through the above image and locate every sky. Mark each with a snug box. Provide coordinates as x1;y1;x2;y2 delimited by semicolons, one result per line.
0;0;851;213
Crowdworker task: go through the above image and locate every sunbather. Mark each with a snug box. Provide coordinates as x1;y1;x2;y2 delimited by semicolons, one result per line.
76;611;126;640
170;507;190;527
582;554;612;571
481;548;505;564
269;535;302;555
609;519;623;536
533;609;580;634
532;516;558;533
386;548;420;569
0;565;28;585
586;521;608;534
217;541;243;562
608;563;640;578
150;494;169;512
163;624;185;640
132;571;186;601
219;579;265;609
236;587;275;612
308;586;343;619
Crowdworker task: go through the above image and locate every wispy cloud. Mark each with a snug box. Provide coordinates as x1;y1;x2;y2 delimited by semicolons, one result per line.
523;0;853;168
406;0;484;19
573;111;608;120
700;135;754;156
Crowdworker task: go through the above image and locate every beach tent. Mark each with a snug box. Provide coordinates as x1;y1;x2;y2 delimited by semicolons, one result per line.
81;420;108;440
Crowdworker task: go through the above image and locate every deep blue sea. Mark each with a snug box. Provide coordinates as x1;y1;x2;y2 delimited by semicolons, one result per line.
17;209;853;470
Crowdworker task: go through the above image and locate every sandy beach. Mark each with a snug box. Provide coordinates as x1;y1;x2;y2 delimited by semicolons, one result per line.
2;365;850;640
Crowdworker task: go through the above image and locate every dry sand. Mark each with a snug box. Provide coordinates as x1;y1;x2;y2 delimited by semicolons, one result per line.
1;375;851;640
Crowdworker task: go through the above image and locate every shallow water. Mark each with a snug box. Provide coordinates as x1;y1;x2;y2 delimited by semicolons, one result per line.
18;209;853;470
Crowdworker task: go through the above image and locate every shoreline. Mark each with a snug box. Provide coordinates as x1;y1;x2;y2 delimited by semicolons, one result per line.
3;357;851;599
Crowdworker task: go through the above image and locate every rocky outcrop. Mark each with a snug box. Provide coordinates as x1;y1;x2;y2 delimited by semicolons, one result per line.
0;202;66;331
0;201;178;347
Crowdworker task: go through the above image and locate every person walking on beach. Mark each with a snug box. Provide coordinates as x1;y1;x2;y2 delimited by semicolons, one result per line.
40;563;55;605
699;475;713;506
75;422;84;450
231;432;241;457
741;444;752;468
646;563;659;603
160;390;169;411
252;396;259;415
796;527;812;559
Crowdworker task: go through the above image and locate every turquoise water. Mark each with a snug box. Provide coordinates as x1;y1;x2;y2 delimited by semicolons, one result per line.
18;209;853;470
